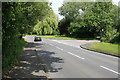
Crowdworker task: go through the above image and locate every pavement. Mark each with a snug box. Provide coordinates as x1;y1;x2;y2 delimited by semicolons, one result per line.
3;36;47;79
4;36;119;79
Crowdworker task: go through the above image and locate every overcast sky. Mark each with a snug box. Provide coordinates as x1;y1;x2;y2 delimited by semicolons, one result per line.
49;0;120;20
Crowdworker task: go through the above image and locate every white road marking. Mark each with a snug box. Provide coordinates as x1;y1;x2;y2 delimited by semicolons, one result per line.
56;47;63;51
52;40;118;59
100;66;120;75
52;40;78;48
67;52;85;60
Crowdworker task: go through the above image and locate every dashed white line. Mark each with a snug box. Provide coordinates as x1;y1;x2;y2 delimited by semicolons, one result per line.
67;52;85;60
52;40;118;59
52;40;78;48
56;47;63;51
100;66;120;75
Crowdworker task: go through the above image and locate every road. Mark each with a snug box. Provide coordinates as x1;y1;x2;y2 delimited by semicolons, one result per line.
25;36;119;78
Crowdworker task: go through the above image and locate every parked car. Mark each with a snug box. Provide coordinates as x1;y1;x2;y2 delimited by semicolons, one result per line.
34;36;42;41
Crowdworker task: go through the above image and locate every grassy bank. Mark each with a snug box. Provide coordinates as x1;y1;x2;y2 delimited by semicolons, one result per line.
3;38;27;71
28;35;97;40
87;42;119;55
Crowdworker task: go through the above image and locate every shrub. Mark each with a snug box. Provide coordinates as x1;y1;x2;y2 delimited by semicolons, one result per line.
2;38;26;70
101;27;119;43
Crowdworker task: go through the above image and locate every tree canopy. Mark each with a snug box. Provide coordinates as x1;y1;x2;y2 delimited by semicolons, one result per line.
58;2;119;43
33;10;59;35
2;2;54;69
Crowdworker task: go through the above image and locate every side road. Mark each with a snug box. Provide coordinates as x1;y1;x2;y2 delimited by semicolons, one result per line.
3;42;47;79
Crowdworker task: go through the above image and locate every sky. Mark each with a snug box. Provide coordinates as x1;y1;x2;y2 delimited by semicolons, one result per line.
49;0;120;20
49;0;64;20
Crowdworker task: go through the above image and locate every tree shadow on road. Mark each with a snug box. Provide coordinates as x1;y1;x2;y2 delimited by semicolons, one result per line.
36;50;64;73
3;42;64;79
25;42;35;48
3;42;47;79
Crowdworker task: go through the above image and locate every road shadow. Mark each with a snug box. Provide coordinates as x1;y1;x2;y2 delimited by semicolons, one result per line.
3;42;47;79
34;42;44;48
36;50;64;73
25;42;35;48
3;41;64;79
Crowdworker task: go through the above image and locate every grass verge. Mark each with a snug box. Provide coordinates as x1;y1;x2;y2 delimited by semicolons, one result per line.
87;42;119;55
3;38;27;72
28;35;97;40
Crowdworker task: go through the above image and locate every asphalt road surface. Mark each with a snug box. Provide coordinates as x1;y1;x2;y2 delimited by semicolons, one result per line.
25;36;119;78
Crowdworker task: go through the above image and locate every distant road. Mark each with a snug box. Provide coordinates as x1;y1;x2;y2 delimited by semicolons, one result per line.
26;36;119;78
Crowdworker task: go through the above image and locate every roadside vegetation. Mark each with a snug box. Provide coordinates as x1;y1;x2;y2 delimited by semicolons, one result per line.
2;2;54;71
87;42;119;55
3;39;26;70
58;2;119;43
32;10;59;35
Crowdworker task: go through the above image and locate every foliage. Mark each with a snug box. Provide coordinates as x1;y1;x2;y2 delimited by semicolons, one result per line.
58;18;70;35
2;39;26;69
59;2;93;20
101;26;119;42
59;2;119;43
2;2;51;70
33;10;59;35
58;2;94;36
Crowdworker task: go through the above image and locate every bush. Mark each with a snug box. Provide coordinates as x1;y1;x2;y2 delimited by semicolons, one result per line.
2;38;26;70
110;33;120;43
101;27;119;43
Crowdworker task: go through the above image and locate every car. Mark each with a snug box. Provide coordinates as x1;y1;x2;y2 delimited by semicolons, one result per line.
34;36;42;41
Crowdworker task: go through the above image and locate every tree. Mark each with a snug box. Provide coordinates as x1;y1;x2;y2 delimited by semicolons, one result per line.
59;1;119;42
2;2;51;69
15;2;51;35
58;2;94;36
33;9;59;35
59;2;93;20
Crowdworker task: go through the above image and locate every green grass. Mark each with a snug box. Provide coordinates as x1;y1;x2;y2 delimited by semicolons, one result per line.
87;42;119;55
28;34;97;40
3;38;27;71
